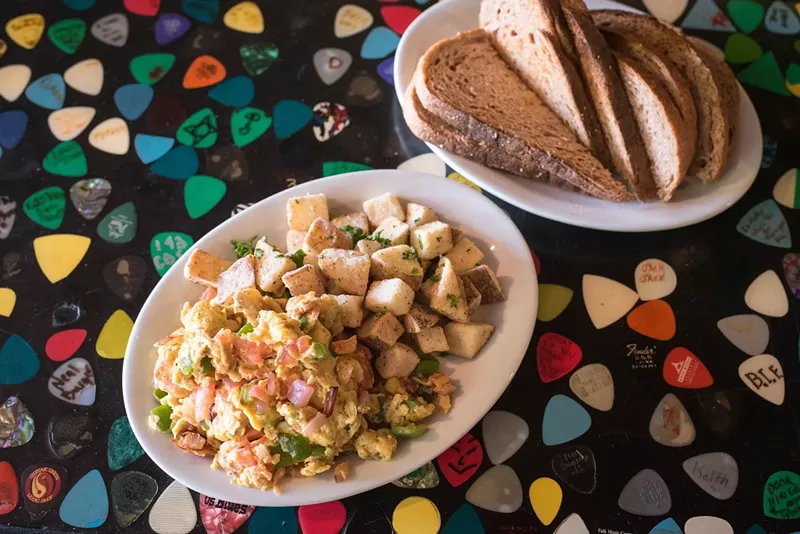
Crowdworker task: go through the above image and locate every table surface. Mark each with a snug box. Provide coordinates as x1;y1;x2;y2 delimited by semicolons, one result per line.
0;0;799;533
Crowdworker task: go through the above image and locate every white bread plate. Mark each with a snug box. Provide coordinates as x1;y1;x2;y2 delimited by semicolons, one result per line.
395;0;762;232
123;170;537;506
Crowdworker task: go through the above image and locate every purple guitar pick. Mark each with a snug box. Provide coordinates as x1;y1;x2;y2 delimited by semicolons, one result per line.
155;13;190;46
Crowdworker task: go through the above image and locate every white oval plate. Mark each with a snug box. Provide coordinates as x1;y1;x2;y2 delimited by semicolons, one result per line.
123;170;537;506
394;0;763;232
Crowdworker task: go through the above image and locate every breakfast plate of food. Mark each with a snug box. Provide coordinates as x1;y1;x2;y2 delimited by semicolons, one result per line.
395;0;763;232
123;170;537;506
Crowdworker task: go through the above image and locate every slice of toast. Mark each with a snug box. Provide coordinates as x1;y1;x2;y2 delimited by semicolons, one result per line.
411;29;633;202
593;10;735;183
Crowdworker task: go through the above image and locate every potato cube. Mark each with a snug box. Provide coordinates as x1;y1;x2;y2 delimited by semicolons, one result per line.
445;238;485;274
332;212;370;246
463;265;505;304
254;239;296;294
357;312;404;350
403;303;439;333
318;249;370;296
332;295;365;328
303;253;319;268
286;230;305;253
216;256;257;303
372;217;409;246
363;193;404;227
287;194;328;231
414;221;454;260
376;343;419;379
462;277;482;314
429;257;469;323
370;245;423;289
414;326;449;353
303;218;351;254
365;279;415;316
184;249;232;287
444;322;495;359
418;259;445;304
406;202;437;231
356;239;382;257
281;264;325;296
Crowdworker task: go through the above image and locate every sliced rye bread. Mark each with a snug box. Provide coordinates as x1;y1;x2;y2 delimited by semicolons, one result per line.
412;29;633;202
479;0;610;166
688;37;739;147
613;52;692;201
592;10;733;183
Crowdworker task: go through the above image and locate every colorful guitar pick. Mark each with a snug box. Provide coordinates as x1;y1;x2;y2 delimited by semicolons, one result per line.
59;470;108;528
736;199;791;247
0;111;28;149
465;465;523;513
25;74;66;110
737;52;790;95
649;393;695;447
682;0;736;31
150;232;193;275
114;84;154;120
529;477;562;526
135;134;174;164
125;0;160;17
537;333;582;383
89;118;130;155
763;470;800;519
48;18;87;54
208;75;254;107
618;469;672;516
273;100;312;139
176;108;217;148
91;13;129;47
97;202;137;244
380;5;421;35
0;65;32;102
335;4;374;38
392;497;440;534
663;347;713;388
33;234;91;283
111;472;158;528
0;335;40;385
436;433;483;487
0;288;15;317
155;13;190;45
44;141;88;177
569;364;614;411
23;186;65;230
223;1;264;33
64;58;104;95
360;26;400;59
45;329;88;361
728;0;765;33
183;55;226;89
150;146;199;180
739;354;785;405
184;175;226;218
627;300;676;341
6;14;45;49
542;395;591;445
183;0;219;23
745;269;789;317
48;107;96;141
240;42;279;76
131;53;176;85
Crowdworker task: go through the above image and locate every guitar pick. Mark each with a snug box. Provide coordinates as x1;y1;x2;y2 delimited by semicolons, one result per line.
569;363;614;411
52;302;83;328
184;175;226;219
45;329;87;361
314;48;353;85
323;161;373;176
176;108;217;148
649;393;695;447
155;13;190;45
183;55;226;89
682;0;736;31
555;514;590;534
0;65;32;102
48;18;86;54
0;335;39;385
104;256;147;302
150;146;199;180
725;33;763;63
108;416;144;471
273;100;313;139
20;464;68;520
774;168;800;208
47;412;97;459
642;0;687;23
537;333;582;383
240;42;279;76
111;472;158;528
377;56;394;84
64;58;104;95
25;74;65;110
48;357;95;406
223;1;264;33
48;107;96;141
5;14;45;49
537;284;573;322
43;141;87;177
765;1;800;33
0;39;4;58
206;145;248;181
91;13;129;46
24;186;65;230
685;517;733;534
436;433;483;487
739;354;785;405
34;234;91;283
682;452;739;500
0;288;15;317
783;253;800;299
634;258;676;300
208;75;254;107
130;53;176;85
441;503;484;534
728;0;764;33
649;518;682;534
97;202;137;244
70;178;110;220
542;395;591;446
717;314;769;355
135;134;174;164
763;470;800;519
551;445;597;494
0;111;28;149
466;465;523;513
361;26;400;59
150;232;194;276
482;410;529;465
663;347;713;389
298;501;346;534
346;74;383;107
89;118;129;155
114;84;154;120
392;497;439;534
125;0;160;17
618;469;672;516
583;274;639;329
380;5;421;35
737;199;791;247
0;396;34;447
738;52;790;95
249;507;298;533
199;496;253;534
529;478;561;526
312;102;350;142
392;462;439;489
64;0;96;10
183;0;219;23
745;269;788;317
96;309;134;359
335;4;373;38
59;470;108;528
397;153;445;176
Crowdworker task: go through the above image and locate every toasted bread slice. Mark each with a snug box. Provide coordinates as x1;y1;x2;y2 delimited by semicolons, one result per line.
411;29;633;202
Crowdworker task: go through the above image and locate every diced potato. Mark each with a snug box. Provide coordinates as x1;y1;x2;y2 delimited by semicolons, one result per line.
406;202;437;231
303;217;351;254
363;193;404;227
365;279;415;316
287;193;329;231
281;264;325;296
254;239;296;294
414;221;454;260
332;212;370;246
216;256;257;303
463;265;505;304
318;249;370;296
373;217;409;246
184;249;232;287
403;303;439;333
445;238;485;274
332;335;358;355
332;295;365;328
376;343;419;379
414;326;449;353
429;257;469;323
286;230;305;253
444;322;495;359
356;239;382;257
356;312;404;350
418;259;445;304
462;277;482;314
303;253;319;268
370;245;423;289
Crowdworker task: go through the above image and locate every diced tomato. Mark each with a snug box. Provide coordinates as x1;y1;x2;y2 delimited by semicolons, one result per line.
233;338;263;366
195;382;216;423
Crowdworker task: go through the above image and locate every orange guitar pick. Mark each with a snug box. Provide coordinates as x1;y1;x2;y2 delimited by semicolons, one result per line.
663;347;713;389
626;299;675;341
182;55;226;89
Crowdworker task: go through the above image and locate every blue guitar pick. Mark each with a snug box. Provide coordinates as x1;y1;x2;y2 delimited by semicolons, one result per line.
360;26;400;59
0;334;40;385
135;134;175;164
736;199;792;248
25;74;66;110
248;506;298;534
114;84;154;120
183;0;219;23
59;469;109;528
63;0;96;11
442;503;484;534
542;394;591;446
155;13;191;46
377;56;394;84
209;76;254;108
0;111;28;149
273;100;313;139
150;145;198;180
650;518;683;534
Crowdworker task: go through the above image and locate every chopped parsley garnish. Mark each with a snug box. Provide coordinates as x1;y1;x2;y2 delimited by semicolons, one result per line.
429;275;441;283
288;249;306;268
414;217;421;225
436;237;441;242
402;248;419;260
231;237;256;258
254;248;265;258
299;315;310;333
411;267;419;274
200;356;214;375
417;235;424;250
238;323;254;335
340;225;366;244
446;293;461;307
365;230;391;247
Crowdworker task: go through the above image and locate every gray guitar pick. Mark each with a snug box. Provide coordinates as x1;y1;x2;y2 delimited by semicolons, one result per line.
683;452;739;500
313;48;352;86
618;469;672;516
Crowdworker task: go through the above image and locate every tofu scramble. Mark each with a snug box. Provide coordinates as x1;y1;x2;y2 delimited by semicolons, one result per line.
150;192;505;493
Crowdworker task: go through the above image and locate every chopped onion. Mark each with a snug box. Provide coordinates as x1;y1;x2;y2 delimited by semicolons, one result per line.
296;336;311;353
287;379;314;407
266;373;277;396
253;399;270;414
276;344;299;366
303;413;327;436
249;384;270;403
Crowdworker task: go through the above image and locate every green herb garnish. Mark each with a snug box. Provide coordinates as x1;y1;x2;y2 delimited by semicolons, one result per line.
402;248;419;260
412;358;440;378
231;237;256;258
200;356;214;375
429;275;441;283
288;249;306;268
340;225;366;244
417;235;424;250
254;248;265;258
365;230;391;247
238;323;254;335
446;293;461;307
299;315;310;333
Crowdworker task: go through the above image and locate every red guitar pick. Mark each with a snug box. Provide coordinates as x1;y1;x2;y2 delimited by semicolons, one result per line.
0;461;19;515
200;495;254;534
45;329;87;362
298;501;346;534
124;0;160;16
663;347;713;389
537;333;582;383
380;6;422;35
531;249;541;275
436;433;484;487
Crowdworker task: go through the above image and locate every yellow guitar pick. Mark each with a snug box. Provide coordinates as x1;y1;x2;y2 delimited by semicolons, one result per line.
33;234;91;283
96;309;134;360
0;39;7;58
6;14;45;50
529;477;562;526
223;1;264;34
0;288;16;317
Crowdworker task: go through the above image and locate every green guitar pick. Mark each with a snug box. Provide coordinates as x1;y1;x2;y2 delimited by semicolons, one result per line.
737;51;790;95
48;18;87;54
184;175;226;219
240;42;279;77
322;161;373;177
176;108;218;149
150;231;194;276
130;53;176;85
231;107;271;147
23;186;65;229
728;0;765;34
724;33;763;64
43;141;88;177
787;63;800;85
764;470;800;519
97;202;137;244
